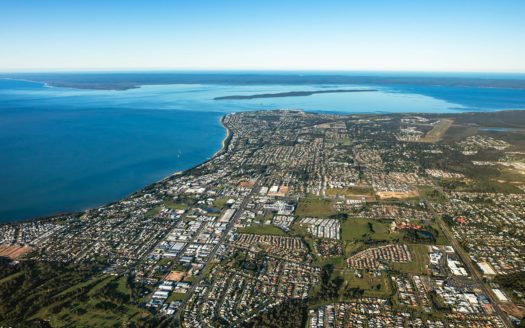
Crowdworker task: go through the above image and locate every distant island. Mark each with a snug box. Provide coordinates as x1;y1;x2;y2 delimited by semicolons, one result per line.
214;89;378;100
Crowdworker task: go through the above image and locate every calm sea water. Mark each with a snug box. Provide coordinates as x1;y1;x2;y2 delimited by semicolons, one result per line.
1;78;525;221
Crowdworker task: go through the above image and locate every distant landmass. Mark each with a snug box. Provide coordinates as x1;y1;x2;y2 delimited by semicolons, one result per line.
214;89;377;100
1;72;525;90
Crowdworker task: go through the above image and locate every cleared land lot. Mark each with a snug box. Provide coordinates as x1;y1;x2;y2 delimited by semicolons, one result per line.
376;190;419;199
0;244;31;259
296;196;335;218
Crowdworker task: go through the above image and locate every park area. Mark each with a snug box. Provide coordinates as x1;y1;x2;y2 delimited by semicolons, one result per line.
341;217;396;241
296;196;335;218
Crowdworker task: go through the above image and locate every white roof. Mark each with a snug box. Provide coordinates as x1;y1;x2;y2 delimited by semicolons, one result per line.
477;262;496;276
492;289;509;302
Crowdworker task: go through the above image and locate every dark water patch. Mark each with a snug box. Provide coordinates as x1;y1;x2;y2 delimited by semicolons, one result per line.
480;127;520;132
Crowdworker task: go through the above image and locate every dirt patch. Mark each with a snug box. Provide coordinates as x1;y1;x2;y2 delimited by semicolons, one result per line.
239;180;256;188
376;190;419;199
165;270;186;282
0;244;32;259
500;302;525;319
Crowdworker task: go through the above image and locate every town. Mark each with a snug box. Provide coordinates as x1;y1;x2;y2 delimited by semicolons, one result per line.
0;109;524;327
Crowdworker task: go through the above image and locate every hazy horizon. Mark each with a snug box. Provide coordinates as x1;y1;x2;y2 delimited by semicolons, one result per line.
3;69;525;75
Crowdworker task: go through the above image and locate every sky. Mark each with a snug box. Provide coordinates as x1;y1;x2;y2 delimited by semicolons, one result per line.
1;0;525;72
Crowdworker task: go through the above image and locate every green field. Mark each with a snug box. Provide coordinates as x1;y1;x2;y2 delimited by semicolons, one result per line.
344;242;365;257
296;196;335;218
341;217;396;241
390;244;430;274
309;266;392;307
213;196;231;209
427;223;448;245
314;256;347;268
418;185;448;203
238;224;287;236
166;292;187;302
145;206;161;218
145;200;188;217
164;200;188;210
338;270;392;298
325;136;352;146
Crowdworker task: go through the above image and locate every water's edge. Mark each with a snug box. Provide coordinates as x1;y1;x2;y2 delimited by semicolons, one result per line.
2;115;232;225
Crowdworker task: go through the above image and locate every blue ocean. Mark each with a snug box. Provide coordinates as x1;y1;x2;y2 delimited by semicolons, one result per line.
1;76;525;221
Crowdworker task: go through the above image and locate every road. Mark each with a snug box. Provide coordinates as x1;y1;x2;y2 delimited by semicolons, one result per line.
436;217;512;327
175;178;261;325
423;197;512;328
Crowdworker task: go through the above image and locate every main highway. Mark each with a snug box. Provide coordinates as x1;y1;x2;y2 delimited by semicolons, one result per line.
423;196;512;328
175;177;261;325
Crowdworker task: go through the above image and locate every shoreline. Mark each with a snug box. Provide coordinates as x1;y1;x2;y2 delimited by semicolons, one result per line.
166;114;232;176
216;115;232;157
154;115;232;183
2;108;525;225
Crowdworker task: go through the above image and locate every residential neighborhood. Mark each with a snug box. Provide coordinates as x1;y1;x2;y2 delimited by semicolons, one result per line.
1;110;524;327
